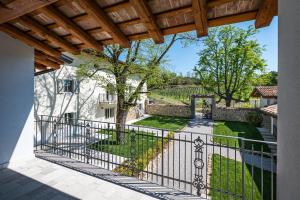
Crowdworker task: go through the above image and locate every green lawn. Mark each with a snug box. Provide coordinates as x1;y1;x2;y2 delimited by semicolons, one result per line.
213;121;270;152
90;129;173;176
133;115;190;131
90;130;159;158
210;154;276;200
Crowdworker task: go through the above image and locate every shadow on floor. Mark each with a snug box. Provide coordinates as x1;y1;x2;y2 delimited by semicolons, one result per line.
0;168;79;200
187;118;213;129
35;151;204;200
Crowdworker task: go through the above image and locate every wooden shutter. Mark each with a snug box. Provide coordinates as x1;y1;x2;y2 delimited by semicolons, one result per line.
74;80;80;94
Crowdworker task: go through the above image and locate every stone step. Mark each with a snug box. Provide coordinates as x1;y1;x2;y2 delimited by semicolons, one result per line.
263;137;273;140
261;133;276;137
271;150;277;154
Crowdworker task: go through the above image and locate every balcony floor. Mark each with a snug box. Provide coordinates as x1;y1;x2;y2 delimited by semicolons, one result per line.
0;152;203;200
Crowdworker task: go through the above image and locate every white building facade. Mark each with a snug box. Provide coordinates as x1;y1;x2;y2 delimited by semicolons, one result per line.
250;86;277;108
34;65;147;124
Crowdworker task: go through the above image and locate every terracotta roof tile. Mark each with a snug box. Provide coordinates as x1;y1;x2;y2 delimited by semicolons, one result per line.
251;86;278;98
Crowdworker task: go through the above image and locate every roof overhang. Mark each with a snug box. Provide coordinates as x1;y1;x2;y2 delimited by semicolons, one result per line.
0;0;277;72
260;104;278;117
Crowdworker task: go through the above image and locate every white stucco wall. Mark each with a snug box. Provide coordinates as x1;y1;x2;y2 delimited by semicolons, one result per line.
260;97;277;107
0;32;34;168
34;65;147;123
278;1;300;199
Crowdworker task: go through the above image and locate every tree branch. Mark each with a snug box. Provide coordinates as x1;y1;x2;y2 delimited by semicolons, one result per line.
154;34;177;64
130;40;141;63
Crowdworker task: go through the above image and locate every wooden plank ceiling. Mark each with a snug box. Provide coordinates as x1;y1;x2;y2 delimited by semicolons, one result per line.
0;0;277;71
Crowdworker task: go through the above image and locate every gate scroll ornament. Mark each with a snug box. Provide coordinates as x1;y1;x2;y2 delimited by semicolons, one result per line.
193;136;205;196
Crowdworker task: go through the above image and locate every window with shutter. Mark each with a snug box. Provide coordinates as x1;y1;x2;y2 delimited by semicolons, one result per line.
57;79;78;93
110;108;115;118
105;108;109;119
64;113;75;124
57;79;63;94
63;79;73;92
105;108;115;119
73;80;79;94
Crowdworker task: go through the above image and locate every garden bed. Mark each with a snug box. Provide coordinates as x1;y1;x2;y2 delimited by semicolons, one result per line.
89;129;174;176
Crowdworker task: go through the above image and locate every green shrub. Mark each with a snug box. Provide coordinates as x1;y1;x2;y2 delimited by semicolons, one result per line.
246;112;263;127
113;132;174;177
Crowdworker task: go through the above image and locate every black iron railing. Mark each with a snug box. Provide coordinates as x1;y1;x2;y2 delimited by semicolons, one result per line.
35;115;277;199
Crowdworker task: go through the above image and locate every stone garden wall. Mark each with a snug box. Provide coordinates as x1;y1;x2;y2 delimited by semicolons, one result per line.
126;107;138;121
146;104;191;118
212;107;259;122
146;103;260;121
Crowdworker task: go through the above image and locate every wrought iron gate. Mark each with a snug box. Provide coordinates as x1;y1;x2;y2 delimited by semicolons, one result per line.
35;115;277;199
191;94;215;119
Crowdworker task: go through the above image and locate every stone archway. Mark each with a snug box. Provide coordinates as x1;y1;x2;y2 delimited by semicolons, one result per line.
191;95;215;119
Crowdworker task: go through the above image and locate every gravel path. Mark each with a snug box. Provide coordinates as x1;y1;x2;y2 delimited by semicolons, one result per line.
141;117;277;198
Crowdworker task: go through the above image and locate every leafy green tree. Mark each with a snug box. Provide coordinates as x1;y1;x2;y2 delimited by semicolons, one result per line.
194;25;266;107
76;34;187;143
254;71;278;86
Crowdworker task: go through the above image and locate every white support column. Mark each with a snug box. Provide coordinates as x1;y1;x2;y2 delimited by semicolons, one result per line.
0;32;34;168
278;1;300;199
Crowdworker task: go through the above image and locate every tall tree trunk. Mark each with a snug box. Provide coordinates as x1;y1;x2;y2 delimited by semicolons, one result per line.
116;97;128;144
225;97;232;107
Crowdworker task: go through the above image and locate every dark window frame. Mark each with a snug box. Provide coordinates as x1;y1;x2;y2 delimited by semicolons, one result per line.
63;79;73;93
64;112;76;124
57;79;79;94
105;108;115;119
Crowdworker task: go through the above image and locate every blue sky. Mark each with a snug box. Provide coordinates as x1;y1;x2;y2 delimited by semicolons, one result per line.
166;17;278;75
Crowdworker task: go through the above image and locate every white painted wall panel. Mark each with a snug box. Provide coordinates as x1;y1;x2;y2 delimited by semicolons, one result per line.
278;1;300;198
34;65;147;123
0;32;34;167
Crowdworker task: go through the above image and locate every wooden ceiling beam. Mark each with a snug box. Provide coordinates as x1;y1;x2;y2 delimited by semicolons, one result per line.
255;0;276;28
35;50;64;65
76;11;258;47
35;63;48;70
130;0;164;44
0;0;59;24
49;0;238;28
35;56;60;69
0;2;9;9
32;5;258;49
39;5;103;51
192;0;208;37
44;0;240;39
156;6;192;18
0;23;61;58
17;15;79;53
53;0;74;7
103;1;132;13
210;11;257;27
54;0;131;12
75;0;129;48
47;6;191;31
207;0;239;8
161;11;258;36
